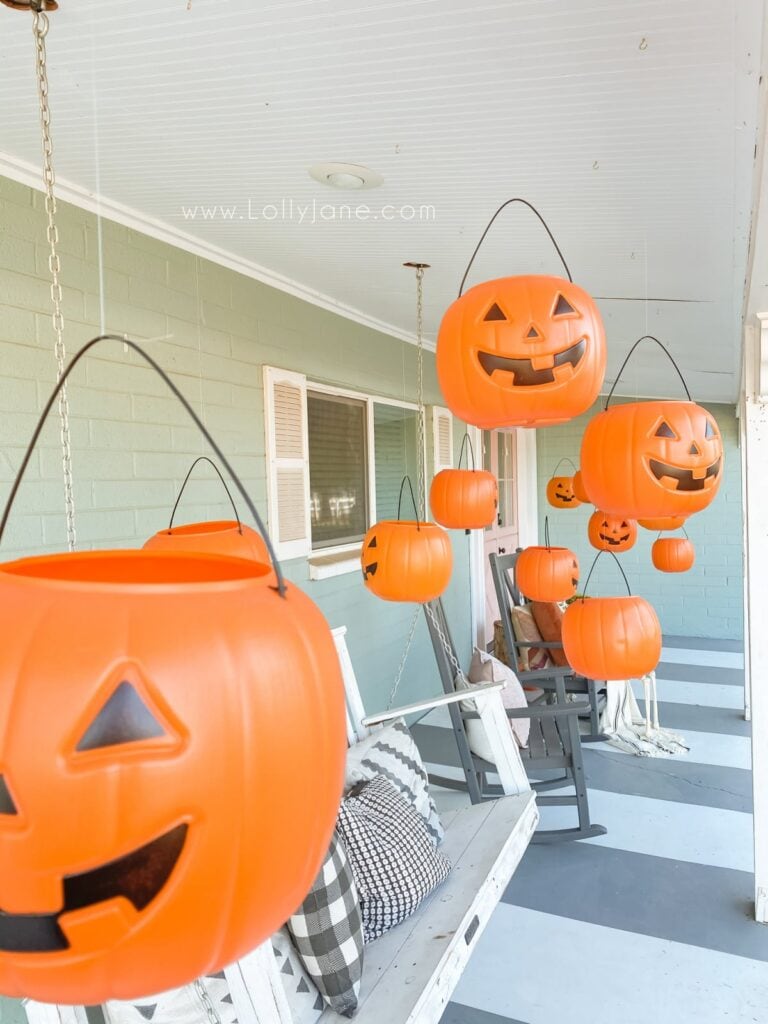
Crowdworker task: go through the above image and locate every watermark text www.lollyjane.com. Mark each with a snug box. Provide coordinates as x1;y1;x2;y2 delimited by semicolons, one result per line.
180;199;436;224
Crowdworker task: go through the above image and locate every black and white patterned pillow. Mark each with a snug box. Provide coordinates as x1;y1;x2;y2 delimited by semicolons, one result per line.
271;929;325;1023
345;718;444;846
337;776;451;944
287;831;364;1019
101;973;237;1024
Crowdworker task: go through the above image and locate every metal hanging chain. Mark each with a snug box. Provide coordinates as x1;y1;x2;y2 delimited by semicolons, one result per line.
385;262;430;711
404;261;429;520
193;979;223;1024
32;4;77;550
424;602;470;686
386;605;421;710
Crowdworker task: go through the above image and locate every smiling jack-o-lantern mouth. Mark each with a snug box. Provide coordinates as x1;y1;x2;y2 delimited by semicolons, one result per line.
477;338;586;387
0;823;187;953
599;532;631;547
649;457;722;492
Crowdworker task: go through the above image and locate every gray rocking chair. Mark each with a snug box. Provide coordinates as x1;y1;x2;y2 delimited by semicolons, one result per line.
490;550;607;743
420;600;606;844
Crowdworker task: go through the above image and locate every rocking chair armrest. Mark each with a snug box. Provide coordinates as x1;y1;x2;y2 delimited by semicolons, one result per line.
516;666;574;682
361;681;505;728
513;640;565;650
462;700;591;721
505;700;591;720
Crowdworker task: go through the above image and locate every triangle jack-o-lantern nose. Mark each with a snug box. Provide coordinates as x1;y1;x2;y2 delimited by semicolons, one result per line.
525;324;541;340
0;775;18;816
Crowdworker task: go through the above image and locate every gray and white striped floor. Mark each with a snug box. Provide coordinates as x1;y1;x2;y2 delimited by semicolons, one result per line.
419;637;768;1024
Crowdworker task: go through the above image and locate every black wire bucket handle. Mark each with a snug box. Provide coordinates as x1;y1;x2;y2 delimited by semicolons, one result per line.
458;197;573;297
579;550;632;600
543;515;554;550
657;525;690;541
457;432;479;471
550;457;578;479
396;475;421;530
0;334;287;597
604;335;692;410
167;456;242;534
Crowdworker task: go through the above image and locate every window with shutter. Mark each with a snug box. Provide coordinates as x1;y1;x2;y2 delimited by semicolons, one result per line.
307;392;369;547
264;367;423;569
432;406;453;476
263;366;312;560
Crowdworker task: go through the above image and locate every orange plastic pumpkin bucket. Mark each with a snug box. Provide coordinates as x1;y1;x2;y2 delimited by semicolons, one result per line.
0;335;347;1004
144;458;270;563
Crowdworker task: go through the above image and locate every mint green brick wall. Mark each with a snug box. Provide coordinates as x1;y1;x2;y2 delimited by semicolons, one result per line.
0;176;477;1024
0;175;474;721
535;398;743;641
0;177;475;1017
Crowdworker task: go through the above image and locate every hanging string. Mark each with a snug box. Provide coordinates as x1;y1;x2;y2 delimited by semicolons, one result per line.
31;5;77;550
458;198;573;297
88;17;106;336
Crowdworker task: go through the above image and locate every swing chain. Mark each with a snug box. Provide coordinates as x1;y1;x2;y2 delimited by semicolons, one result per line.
32;5;77;550
415;264;426;520
385;263;430;712
424;603;469;685
386;605;421;710
193;978;223;1024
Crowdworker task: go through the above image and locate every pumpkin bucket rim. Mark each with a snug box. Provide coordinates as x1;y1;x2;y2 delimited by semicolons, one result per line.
151;519;247;538
0;549;274;589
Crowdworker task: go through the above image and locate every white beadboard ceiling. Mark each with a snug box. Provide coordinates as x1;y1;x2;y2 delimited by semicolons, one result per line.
0;0;765;402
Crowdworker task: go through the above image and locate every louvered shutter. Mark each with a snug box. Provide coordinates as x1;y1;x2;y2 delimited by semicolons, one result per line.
263;366;312;560
431;406;454;476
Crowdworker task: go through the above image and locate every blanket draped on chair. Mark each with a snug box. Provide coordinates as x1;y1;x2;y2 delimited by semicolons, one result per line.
599;671;689;757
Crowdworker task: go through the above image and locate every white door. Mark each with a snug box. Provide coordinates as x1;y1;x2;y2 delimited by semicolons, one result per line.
483;429;519;641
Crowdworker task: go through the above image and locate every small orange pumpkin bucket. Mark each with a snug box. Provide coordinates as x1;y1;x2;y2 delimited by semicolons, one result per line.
144;456;269;563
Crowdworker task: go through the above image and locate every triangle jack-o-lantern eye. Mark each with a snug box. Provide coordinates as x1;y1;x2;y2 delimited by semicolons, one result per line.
552;294;577;317
655;421;676;439
483;303;507;322
0;775;18;816
77;681;166;752
705;420;717;439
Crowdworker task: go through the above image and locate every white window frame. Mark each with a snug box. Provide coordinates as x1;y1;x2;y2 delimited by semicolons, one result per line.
307;382;425;558
265;368;431;577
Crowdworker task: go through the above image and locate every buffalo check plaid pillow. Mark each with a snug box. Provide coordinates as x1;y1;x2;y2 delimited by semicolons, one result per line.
287;831;364;1018
337;775;451;944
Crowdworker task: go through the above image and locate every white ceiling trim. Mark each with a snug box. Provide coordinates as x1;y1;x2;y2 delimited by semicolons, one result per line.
0;151;430;350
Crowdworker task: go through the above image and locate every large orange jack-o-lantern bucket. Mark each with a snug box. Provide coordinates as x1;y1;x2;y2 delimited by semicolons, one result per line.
580;337;724;519
0;336;346;1004
436;199;606;429
144;457;269;564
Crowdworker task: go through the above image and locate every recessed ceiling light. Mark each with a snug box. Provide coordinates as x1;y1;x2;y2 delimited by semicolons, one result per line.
309;162;383;190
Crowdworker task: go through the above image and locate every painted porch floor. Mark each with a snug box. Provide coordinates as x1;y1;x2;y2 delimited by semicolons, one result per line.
413;636;768;1024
